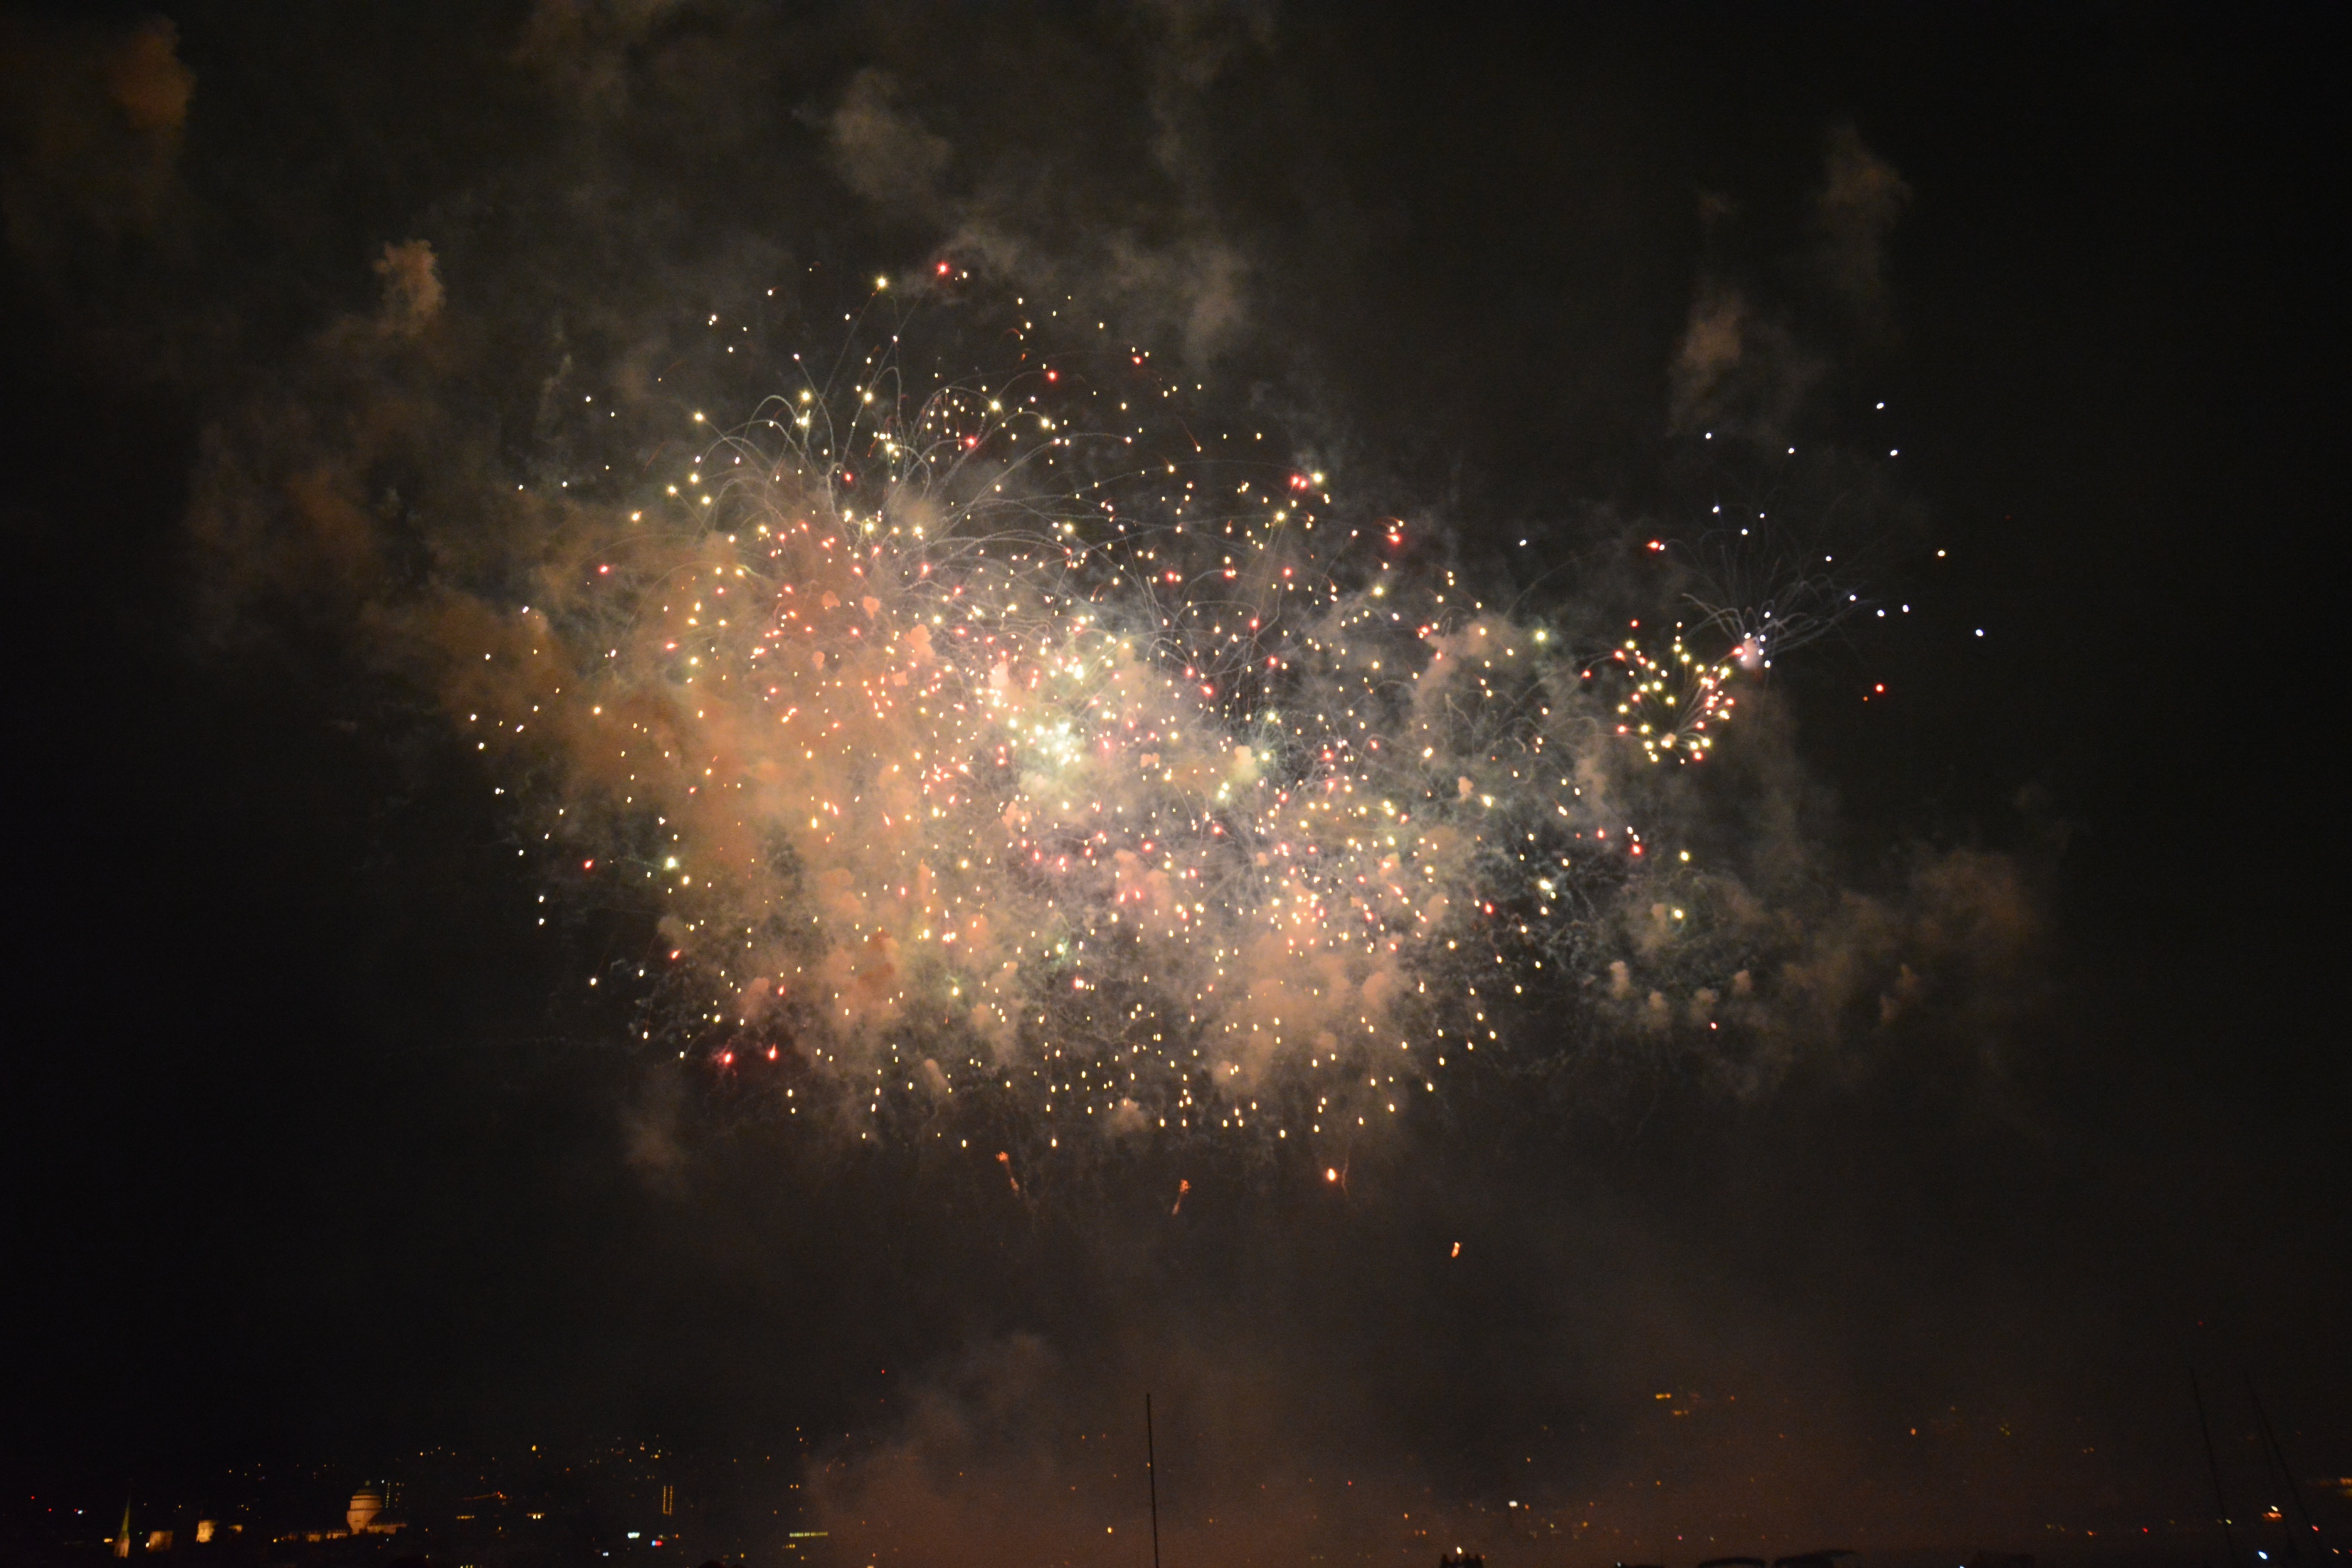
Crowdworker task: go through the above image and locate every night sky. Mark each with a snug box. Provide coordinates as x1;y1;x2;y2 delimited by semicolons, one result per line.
2;6;2343;1565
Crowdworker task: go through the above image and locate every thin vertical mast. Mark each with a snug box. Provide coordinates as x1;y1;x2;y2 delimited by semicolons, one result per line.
1146;1392;1162;1568
2243;1372;2319;1550
2192;1369;2238;1568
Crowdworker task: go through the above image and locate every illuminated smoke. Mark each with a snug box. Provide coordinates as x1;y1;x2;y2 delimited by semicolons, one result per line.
198;282;2028;1165
417;294;1961;1155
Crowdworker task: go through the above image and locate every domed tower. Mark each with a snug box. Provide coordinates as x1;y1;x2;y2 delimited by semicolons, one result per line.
346;1488;384;1534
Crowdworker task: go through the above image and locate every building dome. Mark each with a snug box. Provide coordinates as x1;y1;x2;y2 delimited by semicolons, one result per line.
347;1490;384;1533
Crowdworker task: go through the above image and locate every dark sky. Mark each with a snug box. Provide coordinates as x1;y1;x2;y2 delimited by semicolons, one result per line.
2;5;2343;1563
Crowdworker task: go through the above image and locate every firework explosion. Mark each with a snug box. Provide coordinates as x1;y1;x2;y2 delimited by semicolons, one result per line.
342;283;1893;1160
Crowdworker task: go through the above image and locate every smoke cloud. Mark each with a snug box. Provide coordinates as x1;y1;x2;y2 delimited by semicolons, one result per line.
186;235;2033;1191
1670;129;1912;438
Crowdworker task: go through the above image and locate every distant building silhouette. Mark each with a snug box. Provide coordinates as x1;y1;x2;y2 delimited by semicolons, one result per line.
345;1483;406;1536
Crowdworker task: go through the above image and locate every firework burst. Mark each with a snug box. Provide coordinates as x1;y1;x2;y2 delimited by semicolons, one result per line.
404;289;1876;1160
